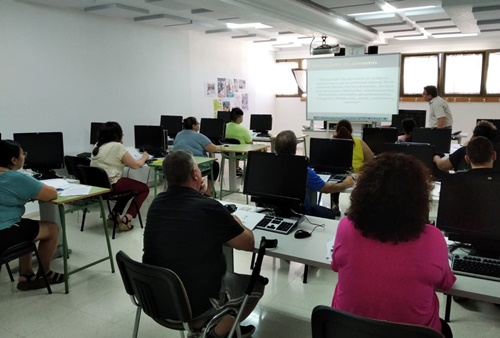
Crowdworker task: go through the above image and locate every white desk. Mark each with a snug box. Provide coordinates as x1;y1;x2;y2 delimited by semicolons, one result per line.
252;134;308;156
224;202;500;322
218;144;268;194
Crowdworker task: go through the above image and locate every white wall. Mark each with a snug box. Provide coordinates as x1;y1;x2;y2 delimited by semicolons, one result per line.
274;39;500;140
0;0;275;153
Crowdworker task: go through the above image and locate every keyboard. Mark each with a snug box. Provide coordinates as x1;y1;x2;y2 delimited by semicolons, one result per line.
451;254;500;282
255;215;300;235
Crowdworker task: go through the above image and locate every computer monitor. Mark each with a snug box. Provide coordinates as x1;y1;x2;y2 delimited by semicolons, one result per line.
217;111;232;124
362;127;398;155
160;115;183;139
309;138;354;173
398;109;426;128
437;174;500;257
391;114;405;134
382;142;442;180
200;118;225;143
134;125;166;157
250;114;272;136
13;132;64;179
244;152;308;217
90;122;104;145
412;128;452;154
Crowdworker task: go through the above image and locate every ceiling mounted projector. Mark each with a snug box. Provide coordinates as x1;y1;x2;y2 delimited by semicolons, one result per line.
311;35;340;55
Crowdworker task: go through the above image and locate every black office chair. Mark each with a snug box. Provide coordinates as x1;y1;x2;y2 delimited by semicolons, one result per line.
64;155;92;231
0;241;52;294
77;165;143;239
311;305;444;338
116;237;270;338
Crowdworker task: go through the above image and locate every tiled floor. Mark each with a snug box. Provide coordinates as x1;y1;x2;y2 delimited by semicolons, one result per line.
1;174;500;338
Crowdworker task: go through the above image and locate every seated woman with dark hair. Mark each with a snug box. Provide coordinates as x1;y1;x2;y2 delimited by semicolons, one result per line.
91;121;150;231
173;117;220;197
397;117;416;142
0;140;64;290
331;153;456;338
331;119;374;215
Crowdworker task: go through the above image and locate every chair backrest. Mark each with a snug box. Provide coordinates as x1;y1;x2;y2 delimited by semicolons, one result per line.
311;306;443;338
77;165;112;189
64;155;90;180
115;251;193;323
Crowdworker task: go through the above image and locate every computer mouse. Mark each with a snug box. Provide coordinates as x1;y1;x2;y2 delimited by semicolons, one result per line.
294;229;311;239
223;144;230;147
224;204;237;214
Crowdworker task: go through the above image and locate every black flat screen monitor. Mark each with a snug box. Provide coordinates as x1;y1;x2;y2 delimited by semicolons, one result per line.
391;114;405;134
244;152;308;216
200;118;225;143
437;174;500;257
90;122;104;145
398;109;426;128
309;138;353;173
13;132;64;178
160;115;183;139
412;128;452;154
250;115;272;135
134;125;166;157
217;111;232;124
362;127;398;155
382;142;442;180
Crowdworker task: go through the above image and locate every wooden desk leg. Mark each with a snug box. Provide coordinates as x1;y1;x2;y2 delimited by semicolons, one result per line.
303;264;309;284
445;294;452;322
57;204;70;294
99;196;115;273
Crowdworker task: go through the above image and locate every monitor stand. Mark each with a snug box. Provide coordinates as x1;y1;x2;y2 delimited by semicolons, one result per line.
255;130;271;137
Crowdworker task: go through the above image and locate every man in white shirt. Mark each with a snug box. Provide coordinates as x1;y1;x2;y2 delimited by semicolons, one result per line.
423;85;453;129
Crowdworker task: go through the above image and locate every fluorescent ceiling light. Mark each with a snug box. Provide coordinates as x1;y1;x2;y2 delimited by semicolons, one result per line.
350;5;436;17
377;0;397;13
395;35;428;40
226;22;272;29
433;33;478;39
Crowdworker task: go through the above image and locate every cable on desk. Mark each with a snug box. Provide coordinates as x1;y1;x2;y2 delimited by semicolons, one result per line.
290;209;326;235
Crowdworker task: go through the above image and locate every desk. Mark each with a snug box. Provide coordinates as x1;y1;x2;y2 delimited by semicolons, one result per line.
443;275;500;322
218;144;269;195
224;203;334;280
252;134;308;156
43;186;114;293
149;156;217;196
224;204;500;323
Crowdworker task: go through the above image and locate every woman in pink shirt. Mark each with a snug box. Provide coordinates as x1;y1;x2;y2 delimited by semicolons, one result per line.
331;152;456;338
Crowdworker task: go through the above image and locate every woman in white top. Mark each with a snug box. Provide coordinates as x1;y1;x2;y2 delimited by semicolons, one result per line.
91;122;149;231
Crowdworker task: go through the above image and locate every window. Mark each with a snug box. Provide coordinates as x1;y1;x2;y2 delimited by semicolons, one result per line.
402;55;439;95
444;53;483;95
275;60;299;95
486;51;500;94
275;59;306;97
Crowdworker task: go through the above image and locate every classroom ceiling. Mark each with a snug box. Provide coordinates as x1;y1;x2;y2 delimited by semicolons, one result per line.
20;0;500;52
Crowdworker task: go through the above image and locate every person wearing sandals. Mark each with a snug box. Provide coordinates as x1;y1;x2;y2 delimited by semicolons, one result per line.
91;122;149;231
0;140;65;290
173;117;220;197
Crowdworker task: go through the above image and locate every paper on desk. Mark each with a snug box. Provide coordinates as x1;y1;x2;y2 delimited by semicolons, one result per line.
41;178;71;190
326;239;334;263
59;184;91;197
232;210;265;231
318;174;331;183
